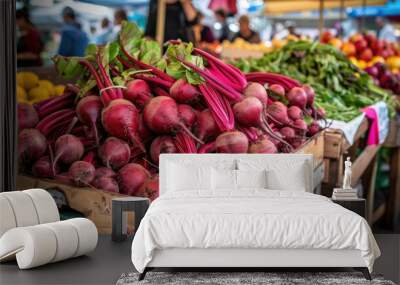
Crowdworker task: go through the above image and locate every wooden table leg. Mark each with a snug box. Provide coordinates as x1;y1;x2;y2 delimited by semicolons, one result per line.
385;147;400;230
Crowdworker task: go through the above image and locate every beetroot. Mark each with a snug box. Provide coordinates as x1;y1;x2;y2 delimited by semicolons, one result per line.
68;160;95;187
53;134;84;166
248;137;277;153
94;167;116;180
280;127;296;141
215;131;249;153
118;163;150;195
18;128;47;162
150;136;177;164
18;103;39;130
243;82;268;104
124;79;152;108
195;109;219;142
287;87;307;109
287;106;303;121
32;156;59;178
266;101;290;125
136;175;159;201
269;84;285;97
308;121;320;136
92;177;119;193
143;96;202;143
138;114;152;142
293;119;307;134
302;84;315;106
76;95;102;145
178;104;197;128
98;137;131;170
233;97;291;149
169;78;200;104
102;99;145;152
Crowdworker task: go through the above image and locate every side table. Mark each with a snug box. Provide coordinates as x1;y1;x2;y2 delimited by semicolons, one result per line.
331;198;366;219
112;197;150;242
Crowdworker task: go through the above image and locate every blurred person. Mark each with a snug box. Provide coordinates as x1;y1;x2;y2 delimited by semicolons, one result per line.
193;12;215;45
145;0;198;43
16;8;44;67
58;7;89;57
232;15;260;44
214;9;230;42
376;17;396;42
113;9;128;35
94;18;113;45
285;21;300;38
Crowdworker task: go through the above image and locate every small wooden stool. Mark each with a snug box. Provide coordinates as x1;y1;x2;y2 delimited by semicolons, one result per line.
112;197;149;242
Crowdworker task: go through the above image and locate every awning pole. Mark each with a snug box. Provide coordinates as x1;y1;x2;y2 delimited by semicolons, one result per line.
156;0;166;47
319;0;325;36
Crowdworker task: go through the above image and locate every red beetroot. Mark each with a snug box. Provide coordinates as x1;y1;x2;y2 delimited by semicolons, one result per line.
302;84;315;106
98;137;131;170
143;96;203;143
118;163;150;195
53;134;84;166
269;84;285;97
136;175;159;201
243;82;268;104
18;128;47;162
248;137;277;153
195;110;219;142
169;78;200;104
32;156;59;178
18;103;39;130
234;97;292;149
124;79;152;108
68;160;95;187
266;101;290;125
178;104;197;128
293;119;308;134
280;127;296;141
94;167;116;179
308;121;320;136
215;131;249;153
92;177;119;193
76;95;103;145
150;136;177;164
287;87;307;109
101;98;145;152
288;106;303;121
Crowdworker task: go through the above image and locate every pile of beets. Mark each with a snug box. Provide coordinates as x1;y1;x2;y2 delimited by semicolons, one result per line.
17;23;324;201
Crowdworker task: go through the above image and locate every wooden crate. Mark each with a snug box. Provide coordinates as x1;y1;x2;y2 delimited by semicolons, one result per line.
383;117;400;147
295;131;325;169
16;175;129;234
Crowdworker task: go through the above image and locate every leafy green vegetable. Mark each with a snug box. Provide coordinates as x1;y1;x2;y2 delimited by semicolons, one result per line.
165;42;204;85
234;40;397;121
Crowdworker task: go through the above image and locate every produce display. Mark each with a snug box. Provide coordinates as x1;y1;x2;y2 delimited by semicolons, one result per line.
16;71;65;104
235;40;397;122
18;22;325;200
222;38;271;53
322;32;400;95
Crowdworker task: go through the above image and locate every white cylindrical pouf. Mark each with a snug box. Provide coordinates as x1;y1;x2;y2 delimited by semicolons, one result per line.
0;226;57;269
0;192;39;227
23;189;60;224
0;196;17;237
67;218;98;257
42;221;79;262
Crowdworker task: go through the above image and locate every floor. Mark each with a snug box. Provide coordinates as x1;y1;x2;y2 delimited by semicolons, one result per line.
0;235;399;285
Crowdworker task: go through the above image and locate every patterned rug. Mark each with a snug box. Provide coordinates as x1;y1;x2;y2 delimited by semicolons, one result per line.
117;271;395;285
